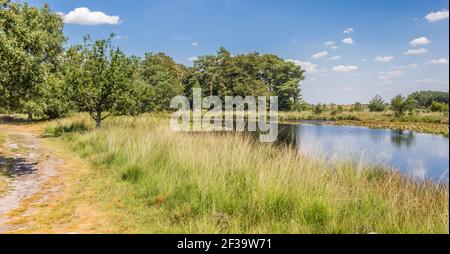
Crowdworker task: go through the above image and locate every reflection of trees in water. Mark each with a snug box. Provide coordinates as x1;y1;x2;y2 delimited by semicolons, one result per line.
390;130;416;148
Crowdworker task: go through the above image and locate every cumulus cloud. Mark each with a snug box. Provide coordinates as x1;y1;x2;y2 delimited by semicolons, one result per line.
403;48;428;55
58;7;121;25
410;37;432;47
344;28;354;34
427;58;449;64
425;10;449;22
373;56;394;63
324;41;335;46
342;37;354;45
332;65;358;72
328;55;341;61
330;46;339;50
378;70;405;80
312;51;329;59
287;59;319;73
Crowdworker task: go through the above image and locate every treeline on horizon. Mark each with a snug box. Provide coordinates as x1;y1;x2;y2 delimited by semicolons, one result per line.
1;1;448;127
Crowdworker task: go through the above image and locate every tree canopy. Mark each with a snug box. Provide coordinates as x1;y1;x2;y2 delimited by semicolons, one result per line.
64;35;138;127
0;0;66;119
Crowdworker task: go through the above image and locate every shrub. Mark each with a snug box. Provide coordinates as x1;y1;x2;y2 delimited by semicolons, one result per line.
368;95;386;112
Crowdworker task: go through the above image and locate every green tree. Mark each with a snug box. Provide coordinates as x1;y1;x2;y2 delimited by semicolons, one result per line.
138;52;186;111
390;95;416;117
64;35;137;128
0;1;66;120
430;101;449;113
407;91;449;108
368;95;386;112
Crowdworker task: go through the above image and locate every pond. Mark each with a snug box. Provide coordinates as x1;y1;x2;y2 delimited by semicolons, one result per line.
277;122;449;182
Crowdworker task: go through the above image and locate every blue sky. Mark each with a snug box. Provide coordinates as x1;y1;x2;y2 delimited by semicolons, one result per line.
28;0;449;104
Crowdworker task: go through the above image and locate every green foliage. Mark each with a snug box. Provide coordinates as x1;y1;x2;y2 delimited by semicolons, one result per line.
352;102;364;112
313;104;326;114
408;91;449;108
368;95;386;112
63;35;138;127
0;1;66;119
187;48;305;111
138;52;186;111
430;101;449;113
390;95;416;117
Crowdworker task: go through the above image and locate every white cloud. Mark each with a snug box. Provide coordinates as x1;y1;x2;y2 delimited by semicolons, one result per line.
391;63;418;70
344;28;354;34
425;10;449;22
403;48;428;55
427;58;449;64
410;37;432;47
373;56;394;63
287;59;319;73
378;70;405;80
312;51;329;59
328;55;341;61
324;41;335;46
342;37;354;45
58;7;121;25
188;56;198;62
191;42;198;47
330;46;339;50
416;79;438;84
332;65;358;72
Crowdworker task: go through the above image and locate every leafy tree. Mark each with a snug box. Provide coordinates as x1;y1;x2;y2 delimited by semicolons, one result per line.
138;52;186;111
408;91;449;108
430;101;449;113
368;95;386;112
187;48;305;111
0;1;66;120
390;95;416;117
64;35;137;128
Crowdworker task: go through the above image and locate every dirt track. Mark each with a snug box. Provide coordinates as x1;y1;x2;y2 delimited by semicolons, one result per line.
0;124;64;233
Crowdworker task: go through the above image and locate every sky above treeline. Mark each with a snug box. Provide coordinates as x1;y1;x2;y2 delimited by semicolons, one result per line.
27;0;449;104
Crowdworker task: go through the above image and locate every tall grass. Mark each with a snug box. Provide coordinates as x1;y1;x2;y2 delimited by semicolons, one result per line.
46;113;449;233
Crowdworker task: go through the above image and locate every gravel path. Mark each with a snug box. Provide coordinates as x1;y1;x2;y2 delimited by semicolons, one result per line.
0;125;64;233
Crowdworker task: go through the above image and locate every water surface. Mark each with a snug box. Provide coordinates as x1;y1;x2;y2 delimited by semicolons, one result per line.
277;122;449;182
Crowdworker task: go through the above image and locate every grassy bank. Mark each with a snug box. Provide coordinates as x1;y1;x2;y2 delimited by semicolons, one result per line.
43;113;449;233
279;111;449;136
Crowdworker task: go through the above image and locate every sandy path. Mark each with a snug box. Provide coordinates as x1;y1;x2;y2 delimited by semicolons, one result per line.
0;125;64;233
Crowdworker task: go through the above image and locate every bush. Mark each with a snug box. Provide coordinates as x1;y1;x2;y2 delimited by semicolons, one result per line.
430;102;449;113
368;95;386;112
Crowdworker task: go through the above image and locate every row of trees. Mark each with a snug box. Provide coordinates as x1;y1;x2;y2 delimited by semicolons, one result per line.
367;92;449;117
0;1;305;127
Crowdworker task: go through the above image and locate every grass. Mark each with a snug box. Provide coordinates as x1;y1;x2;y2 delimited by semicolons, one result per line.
43;113;449;234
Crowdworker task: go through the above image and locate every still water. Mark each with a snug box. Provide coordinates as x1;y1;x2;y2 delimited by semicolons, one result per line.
277;122;449;182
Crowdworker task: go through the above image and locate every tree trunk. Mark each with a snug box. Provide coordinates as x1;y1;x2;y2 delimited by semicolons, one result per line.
27;112;32;122
95;111;102;128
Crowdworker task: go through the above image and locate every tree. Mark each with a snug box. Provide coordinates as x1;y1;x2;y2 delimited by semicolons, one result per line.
64;35;137;128
407;91;449;108
186;48;305;111
430;101;449;113
368;95;386;112
0;1;66;120
138;52;186;111
390;95;416;117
